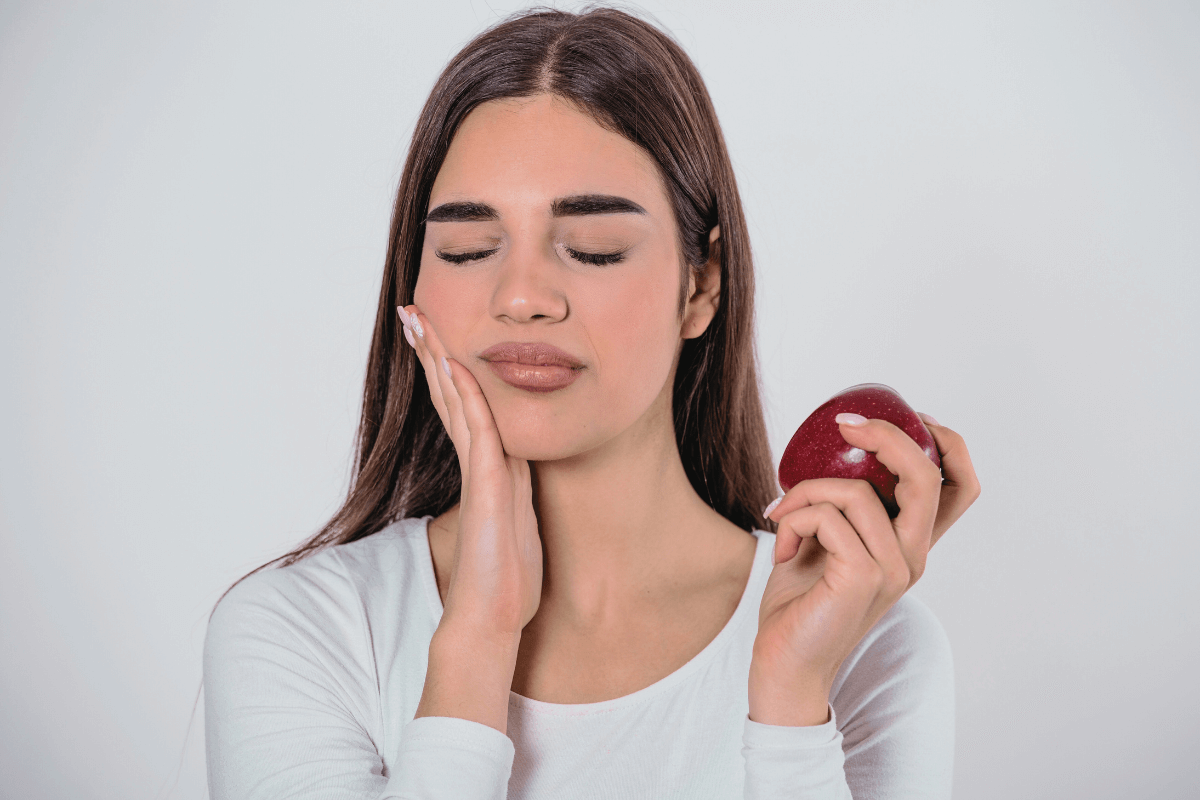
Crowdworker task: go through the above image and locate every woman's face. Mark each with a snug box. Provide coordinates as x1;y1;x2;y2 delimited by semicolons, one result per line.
414;93;714;462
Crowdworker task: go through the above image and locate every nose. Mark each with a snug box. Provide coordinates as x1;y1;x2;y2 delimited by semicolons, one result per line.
488;235;569;324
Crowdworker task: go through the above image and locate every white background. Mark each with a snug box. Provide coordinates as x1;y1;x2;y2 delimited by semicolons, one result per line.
2;1;1197;798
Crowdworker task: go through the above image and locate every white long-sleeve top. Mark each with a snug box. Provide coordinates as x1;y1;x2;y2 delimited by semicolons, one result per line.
203;515;955;799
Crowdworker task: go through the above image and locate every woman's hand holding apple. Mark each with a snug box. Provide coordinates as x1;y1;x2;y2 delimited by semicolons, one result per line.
399;304;544;734
749;412;980;727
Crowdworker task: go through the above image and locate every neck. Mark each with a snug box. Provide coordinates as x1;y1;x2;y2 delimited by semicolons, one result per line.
528;390;709;617
431;373;752;628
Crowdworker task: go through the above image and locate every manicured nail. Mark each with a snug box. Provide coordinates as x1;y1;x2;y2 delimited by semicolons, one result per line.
441;356;451;377
918;412;941;426
763;496;783;519
410;314;424;339
403;325;416;348
835;413;867;426
397;306;411;327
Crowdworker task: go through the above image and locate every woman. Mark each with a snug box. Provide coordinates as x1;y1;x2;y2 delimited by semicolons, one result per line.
203;6;980;799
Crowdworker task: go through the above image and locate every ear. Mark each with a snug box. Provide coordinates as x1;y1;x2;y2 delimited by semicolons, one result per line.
682;225;722;340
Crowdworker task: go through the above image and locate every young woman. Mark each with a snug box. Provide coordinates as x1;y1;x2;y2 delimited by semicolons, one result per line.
203;7;980;799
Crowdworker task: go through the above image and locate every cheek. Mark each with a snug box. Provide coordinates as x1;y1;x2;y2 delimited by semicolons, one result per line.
413;262;476;355
597;259;684;389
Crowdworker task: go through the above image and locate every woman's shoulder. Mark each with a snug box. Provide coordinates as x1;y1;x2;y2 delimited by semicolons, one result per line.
836;593;954;688
831;592;955;734
206;516;438;649
861;592;952;659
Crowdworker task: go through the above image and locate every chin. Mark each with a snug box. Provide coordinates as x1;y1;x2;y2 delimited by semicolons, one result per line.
493;422;593;462
490;404;608;463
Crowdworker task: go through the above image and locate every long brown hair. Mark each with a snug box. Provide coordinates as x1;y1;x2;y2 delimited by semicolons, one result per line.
221;4;780;600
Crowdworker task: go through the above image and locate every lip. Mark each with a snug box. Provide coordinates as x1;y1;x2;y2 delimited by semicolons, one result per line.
480;341;585;393
479;341;585;368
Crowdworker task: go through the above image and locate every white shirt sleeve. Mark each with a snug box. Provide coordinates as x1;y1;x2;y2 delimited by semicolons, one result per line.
203;562;515;800
742;706;852;799
741;595;955;799
382;717;514;799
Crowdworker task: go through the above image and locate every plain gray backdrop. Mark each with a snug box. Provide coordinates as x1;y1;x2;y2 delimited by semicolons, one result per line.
2;1;1197;798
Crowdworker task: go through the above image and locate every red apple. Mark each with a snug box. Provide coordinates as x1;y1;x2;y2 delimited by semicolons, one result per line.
778;383;941;518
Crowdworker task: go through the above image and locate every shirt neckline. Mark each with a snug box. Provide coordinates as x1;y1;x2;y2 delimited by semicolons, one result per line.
414;514;774;717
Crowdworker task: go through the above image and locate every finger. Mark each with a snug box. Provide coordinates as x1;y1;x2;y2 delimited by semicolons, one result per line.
399;306;456;445
442;355;507;478
835;416;942;555
401;306;474;494
408;306;470;452
917;415;981;546
774;503;884;597
511;453;531;504
766;477;910;592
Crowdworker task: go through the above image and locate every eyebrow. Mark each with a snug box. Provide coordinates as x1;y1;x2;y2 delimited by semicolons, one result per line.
422;194;647;224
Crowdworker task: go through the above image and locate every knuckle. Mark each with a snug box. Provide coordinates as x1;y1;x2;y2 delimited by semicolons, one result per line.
816;502;843;525
851;479;876;505
866;562;887;591
920;462;943;489
888;562;912;592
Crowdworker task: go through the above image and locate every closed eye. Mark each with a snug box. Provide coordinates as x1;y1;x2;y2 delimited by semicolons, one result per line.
435;247;500;264
436;246;628;266
564;246;627;266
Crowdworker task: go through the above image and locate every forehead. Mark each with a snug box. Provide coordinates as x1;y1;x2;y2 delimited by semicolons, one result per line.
429;94;669;214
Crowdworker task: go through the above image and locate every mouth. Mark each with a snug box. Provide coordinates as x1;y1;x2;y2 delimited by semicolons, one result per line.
485;361;582;393
479;341;585;392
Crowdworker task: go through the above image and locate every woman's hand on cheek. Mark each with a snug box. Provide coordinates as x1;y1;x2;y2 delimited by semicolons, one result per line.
398;306;469;482
748;415;979;727
398;305;544;642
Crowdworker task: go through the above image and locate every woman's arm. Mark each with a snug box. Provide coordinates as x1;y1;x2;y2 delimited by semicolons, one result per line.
740;594;954;799
741;704;851;799
203;564;515;800
836;594;956;797
206;301;544;799
203;568;389;799
743;415;975;798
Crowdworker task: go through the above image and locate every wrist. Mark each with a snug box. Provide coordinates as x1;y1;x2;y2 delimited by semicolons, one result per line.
436;613;524;653
748;658;832;728
417;623;521;735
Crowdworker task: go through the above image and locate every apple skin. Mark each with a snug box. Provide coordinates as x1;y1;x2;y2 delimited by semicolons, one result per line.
778;383;941;519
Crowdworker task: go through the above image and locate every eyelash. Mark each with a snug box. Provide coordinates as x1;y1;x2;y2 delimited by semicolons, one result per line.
435;246;627;266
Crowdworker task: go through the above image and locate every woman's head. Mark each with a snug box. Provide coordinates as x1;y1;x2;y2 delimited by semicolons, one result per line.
254;4;779;573
416;91;719;462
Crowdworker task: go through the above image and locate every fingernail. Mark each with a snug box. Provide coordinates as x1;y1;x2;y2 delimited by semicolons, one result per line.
397;306;411;326
835;413;867;426
403;325;415;348
441;356;451;377
918;412;941;426
763;496;783;519
410;312;424;339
